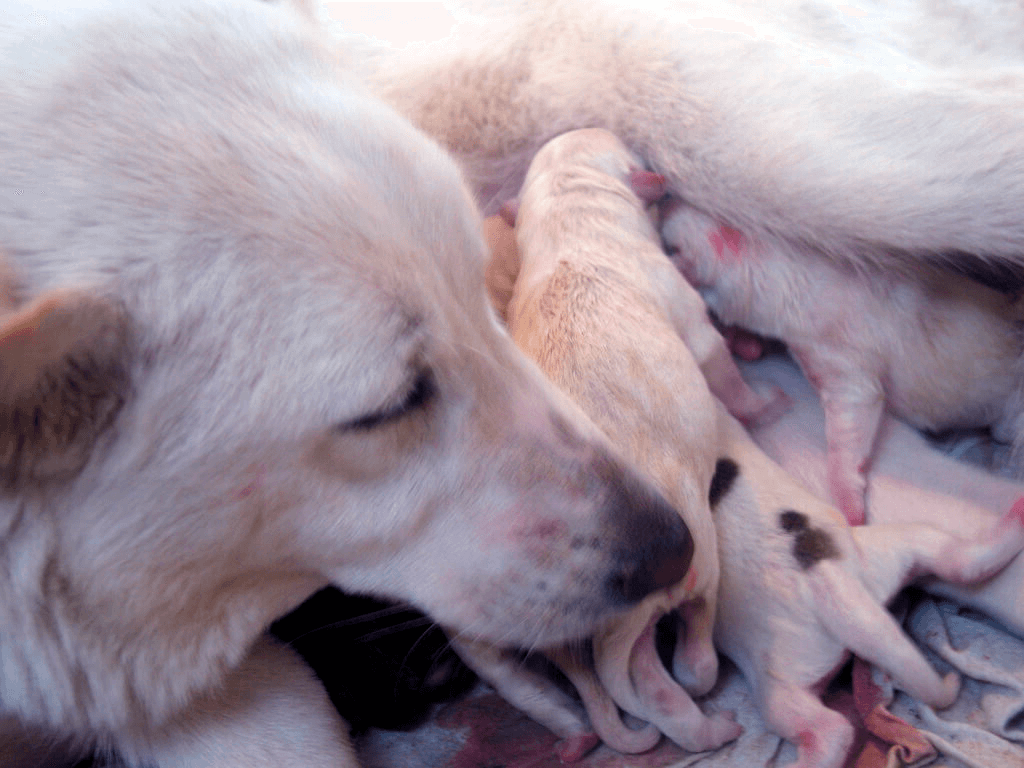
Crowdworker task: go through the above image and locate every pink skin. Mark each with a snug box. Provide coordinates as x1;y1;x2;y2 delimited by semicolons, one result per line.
627;169;667;204
707;224;744;261
554;732;601;763
722;326;766;361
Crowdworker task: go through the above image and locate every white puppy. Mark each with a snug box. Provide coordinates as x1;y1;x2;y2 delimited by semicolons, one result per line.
746;354;1024;639
477;127;754;755
372;0;1024;286
0;3;693;765
710;396;1024;768
661;201;1024;524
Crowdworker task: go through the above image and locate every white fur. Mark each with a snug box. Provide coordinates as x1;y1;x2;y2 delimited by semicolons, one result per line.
661;202;1024;524
370;0;1024;280
0;3;692;764
711;394;1024;768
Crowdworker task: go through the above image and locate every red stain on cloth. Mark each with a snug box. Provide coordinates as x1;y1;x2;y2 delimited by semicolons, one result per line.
440;690;687;768
850;658;936;768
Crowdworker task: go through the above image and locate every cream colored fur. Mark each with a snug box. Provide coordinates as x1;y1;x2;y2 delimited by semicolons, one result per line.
490;128;746;753
0;2;693;765
371;0;1024;283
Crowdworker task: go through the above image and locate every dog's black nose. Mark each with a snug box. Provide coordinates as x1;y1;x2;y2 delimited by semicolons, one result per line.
601;460;694;604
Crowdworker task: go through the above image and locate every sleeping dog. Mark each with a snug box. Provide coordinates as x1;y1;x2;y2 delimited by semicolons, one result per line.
0;2;692;766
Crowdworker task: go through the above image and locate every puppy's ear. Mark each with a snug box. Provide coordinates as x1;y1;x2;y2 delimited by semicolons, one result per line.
0;290;133;490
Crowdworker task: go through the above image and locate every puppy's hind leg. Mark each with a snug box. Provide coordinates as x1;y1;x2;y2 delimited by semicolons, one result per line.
546;647;661;757
758;678;854;768
808;563;959;709
450;638;597;761
670;600;719;696
856;501;1024;597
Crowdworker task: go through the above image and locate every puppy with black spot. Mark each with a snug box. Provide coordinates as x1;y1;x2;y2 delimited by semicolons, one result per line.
710;400;1024;768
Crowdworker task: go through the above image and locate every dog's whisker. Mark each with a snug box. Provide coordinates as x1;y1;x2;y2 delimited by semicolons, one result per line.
354;615;435;644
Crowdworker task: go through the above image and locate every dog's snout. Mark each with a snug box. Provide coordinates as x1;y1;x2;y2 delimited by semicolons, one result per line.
600;459;694;604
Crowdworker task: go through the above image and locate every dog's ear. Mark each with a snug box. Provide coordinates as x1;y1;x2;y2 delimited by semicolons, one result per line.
0;289;133;490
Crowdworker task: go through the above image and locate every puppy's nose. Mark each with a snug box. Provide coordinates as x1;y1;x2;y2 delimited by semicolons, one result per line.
601;460;694;604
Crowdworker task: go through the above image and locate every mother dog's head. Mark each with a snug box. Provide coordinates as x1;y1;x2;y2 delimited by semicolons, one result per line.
0;0;691;735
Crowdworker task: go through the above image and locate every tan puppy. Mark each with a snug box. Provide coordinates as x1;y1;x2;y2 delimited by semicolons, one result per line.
485;127;756;754
0;3;693;766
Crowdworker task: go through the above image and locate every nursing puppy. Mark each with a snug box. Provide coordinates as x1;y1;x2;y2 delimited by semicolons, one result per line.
0;3;693;766
372;0;1024;290
662;202;1024;524
468;127;755;754
710;397;1024;768
746;354;1024;639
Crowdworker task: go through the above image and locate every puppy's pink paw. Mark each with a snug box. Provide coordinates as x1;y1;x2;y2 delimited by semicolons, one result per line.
723;326;765;361
555;732;600;763
737;385;791;429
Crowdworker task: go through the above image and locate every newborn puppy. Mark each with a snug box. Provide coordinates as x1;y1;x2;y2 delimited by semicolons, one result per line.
710;395;1024;768
481;127;754;754
661;201;1024;525
745;354;1024;639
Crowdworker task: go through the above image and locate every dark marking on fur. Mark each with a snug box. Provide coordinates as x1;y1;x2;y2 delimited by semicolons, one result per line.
708;457;739;508
779;509;809;533
941;250;1024;296
779;509;839;569
0;350;130;490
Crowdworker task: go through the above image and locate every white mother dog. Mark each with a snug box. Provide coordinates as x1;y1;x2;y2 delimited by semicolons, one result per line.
0;2;693;766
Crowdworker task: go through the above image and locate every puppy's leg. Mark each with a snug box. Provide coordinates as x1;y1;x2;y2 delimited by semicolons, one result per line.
596;618;741;753
545;648;661;757
807;563;959;708
647;256;782;425
141;636;357;768
450;638;596;760
759;679;854;768
808;363;886;525
671;600;719;696
855;500;1024;598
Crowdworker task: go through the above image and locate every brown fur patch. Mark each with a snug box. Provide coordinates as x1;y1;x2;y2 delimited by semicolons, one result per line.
779;509;840;569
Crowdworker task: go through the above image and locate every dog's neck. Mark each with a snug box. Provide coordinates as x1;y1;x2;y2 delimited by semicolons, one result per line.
0;474;323;747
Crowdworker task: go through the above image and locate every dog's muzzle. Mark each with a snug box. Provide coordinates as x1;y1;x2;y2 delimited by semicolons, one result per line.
599;460;694;605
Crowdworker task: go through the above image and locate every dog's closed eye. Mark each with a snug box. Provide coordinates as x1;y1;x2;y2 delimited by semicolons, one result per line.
341;369;435;432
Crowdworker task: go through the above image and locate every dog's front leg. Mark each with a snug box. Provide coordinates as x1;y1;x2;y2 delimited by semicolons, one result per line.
137;636;357;768
800;352;886;526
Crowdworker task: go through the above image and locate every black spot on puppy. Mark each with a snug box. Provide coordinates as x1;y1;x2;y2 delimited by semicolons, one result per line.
779;509;839;569
779;509;808;532
708;457;739;508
